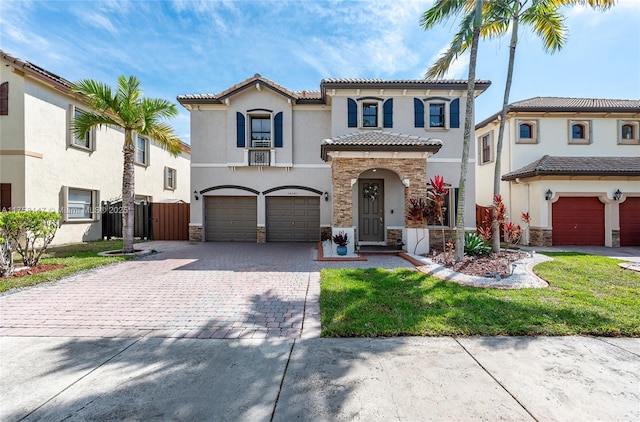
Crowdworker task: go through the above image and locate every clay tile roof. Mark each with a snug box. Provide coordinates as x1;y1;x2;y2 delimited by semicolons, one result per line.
321;78;491;85
177;73;319;105
1;50;72;91
477;97;640;129
320;131;442;161
502;155;640;180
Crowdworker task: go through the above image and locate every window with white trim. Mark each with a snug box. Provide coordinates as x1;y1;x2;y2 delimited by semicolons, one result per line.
69;105;95;151
618;120;640;144
250;115;271;147
136;136;149;165
164;167;176;190
568;120;591;144
63;187;98;221
429;103;446;128
516;119;538;144
479;133;492;164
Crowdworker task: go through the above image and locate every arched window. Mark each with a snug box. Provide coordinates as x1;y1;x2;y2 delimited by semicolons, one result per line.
519;123;532;139
622;124;634;140
572;124;585;139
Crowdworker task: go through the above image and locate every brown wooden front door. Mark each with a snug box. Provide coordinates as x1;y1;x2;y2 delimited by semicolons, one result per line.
359;179;384;242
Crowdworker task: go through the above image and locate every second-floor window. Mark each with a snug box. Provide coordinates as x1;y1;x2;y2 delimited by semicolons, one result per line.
165;167;176;190
362;103;378;127
516;120;538;144
480;133;492;164
73;109;91;148
619;120;640;144
251;116;271;147
429;103;445;128
136;136;148;165
569;120;590;144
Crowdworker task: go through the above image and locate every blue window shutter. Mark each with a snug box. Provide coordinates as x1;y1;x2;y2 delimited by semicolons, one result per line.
347;98;357;128
450;98;460;128
236;112;245;148
414;98;424;128
383;99;393;128
274;112;283;148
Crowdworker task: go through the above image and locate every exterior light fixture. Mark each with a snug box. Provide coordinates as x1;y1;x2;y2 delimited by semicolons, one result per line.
613;189;622;201
323;192;329;202
545;189;553;201
193;190;199;201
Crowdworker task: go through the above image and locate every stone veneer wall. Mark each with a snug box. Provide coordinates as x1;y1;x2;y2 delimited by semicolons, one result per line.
331;157;428;228
612;229;620;248
189;226;202;242
257;226;266;243
428;228;456;248
386;229;403;247
529;227;552;246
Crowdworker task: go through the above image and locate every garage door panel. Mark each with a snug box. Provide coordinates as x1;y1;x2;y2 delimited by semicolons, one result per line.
205;196;257;242
267;197;320;242
552;197;604;246
620;197;640;246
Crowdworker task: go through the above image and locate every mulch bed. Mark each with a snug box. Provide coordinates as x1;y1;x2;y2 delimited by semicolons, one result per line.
1;264;66;279
426;247;528;278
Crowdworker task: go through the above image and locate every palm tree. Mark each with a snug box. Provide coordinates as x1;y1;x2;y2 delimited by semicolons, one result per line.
71;76;182;253
422;0;485;262
423;0;614;253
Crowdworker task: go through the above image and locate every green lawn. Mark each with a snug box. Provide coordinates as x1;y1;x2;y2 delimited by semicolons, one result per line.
320;252;640;337
1;240;133;293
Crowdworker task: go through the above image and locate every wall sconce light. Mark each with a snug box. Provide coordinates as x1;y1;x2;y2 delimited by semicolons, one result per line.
323;192;329;202
193;190;199;201
613;189;622;201
545;189;553;201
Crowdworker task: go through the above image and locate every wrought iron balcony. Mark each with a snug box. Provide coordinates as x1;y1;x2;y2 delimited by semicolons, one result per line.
249;149;271;166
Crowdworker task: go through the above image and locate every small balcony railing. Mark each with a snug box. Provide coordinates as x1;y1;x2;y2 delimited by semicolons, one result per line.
249;149;271;166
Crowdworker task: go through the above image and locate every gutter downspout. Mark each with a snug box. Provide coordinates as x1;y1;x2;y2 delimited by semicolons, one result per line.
515;178;530;245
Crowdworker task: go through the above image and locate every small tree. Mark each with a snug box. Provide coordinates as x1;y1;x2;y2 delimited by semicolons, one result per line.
1;211;61;267
406;197;429;254
427;175;449;258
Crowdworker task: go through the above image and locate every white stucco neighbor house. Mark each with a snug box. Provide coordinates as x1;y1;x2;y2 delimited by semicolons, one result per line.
0;51;191;245
178;74;490;254
475;97;640;247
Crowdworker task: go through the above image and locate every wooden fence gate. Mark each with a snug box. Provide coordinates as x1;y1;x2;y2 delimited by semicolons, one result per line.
102;201;152;240
152;202;190;240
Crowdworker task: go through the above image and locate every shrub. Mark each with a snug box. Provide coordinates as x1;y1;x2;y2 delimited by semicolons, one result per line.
464;232;491;256
0;210;61;267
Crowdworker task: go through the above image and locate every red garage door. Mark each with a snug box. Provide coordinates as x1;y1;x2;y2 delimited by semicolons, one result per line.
620;197;640;246
552;197;604;246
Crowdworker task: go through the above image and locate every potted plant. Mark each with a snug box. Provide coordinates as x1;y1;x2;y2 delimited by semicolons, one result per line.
332;231;349;256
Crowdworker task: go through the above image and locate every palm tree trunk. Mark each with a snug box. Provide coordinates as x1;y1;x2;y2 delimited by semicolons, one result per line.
122;129;136;253
455;0;483;262
492;8;519;253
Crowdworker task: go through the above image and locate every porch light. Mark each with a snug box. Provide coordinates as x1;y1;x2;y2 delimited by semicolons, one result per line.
324;192;329;202
613;189;622;201
193;190;199;201
545;189;553;201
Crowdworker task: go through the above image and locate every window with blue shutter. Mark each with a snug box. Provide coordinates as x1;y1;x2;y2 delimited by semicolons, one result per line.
383;99;393;128
236;112;245;148
274;112;283;148
450;98;460;128
347;98;357;128
414;98;424;128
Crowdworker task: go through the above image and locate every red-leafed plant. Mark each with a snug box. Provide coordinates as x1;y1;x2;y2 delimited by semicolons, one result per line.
427;175;449;259
503;222;522;246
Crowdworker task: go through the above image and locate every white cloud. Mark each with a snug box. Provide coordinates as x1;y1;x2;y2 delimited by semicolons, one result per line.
82;12;119;36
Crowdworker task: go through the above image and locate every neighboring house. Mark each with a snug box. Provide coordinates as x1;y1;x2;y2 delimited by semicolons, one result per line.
0;51;191;245
475;97;640;247
178;74;490;254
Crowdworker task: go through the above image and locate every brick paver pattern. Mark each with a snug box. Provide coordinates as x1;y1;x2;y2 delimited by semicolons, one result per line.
0;242;413;339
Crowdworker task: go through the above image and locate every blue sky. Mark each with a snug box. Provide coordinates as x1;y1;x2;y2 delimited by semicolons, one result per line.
2;0;638;143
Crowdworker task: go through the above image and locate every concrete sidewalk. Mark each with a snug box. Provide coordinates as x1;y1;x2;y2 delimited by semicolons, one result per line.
2;336;638;421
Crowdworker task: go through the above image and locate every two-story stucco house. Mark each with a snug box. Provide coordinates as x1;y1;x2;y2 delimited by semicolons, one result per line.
179;74;490;254
0;51;191;245
475;97;640;247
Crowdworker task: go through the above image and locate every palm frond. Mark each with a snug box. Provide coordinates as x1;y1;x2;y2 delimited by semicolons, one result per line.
522;3;568;53
426;24;473;78
70;79;115;113
143;123;183;157
71;110;119;140
419;0;469;29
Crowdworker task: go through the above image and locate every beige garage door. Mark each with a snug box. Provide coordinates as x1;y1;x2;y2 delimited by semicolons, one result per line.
266;196;320;242
205;196;257;242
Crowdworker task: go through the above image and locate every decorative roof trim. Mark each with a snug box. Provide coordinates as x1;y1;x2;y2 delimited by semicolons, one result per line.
502;155;640;180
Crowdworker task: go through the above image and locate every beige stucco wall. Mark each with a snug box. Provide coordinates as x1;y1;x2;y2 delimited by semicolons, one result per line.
1;71;191;245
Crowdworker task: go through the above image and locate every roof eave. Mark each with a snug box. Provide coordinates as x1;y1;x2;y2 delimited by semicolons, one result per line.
503;170;640;181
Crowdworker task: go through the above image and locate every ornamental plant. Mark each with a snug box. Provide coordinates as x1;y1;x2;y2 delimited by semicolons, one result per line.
0;210;61;267
332;231;349;247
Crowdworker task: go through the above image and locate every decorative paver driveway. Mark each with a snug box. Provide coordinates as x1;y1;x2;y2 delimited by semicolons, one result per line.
0;242;413;339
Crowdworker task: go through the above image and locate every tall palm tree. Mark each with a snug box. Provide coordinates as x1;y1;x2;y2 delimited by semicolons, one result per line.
422;0;485;262
423;0;614;253
71;76;182;253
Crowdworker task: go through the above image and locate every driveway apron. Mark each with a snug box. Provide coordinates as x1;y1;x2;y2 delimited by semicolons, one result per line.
1;242;329;340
